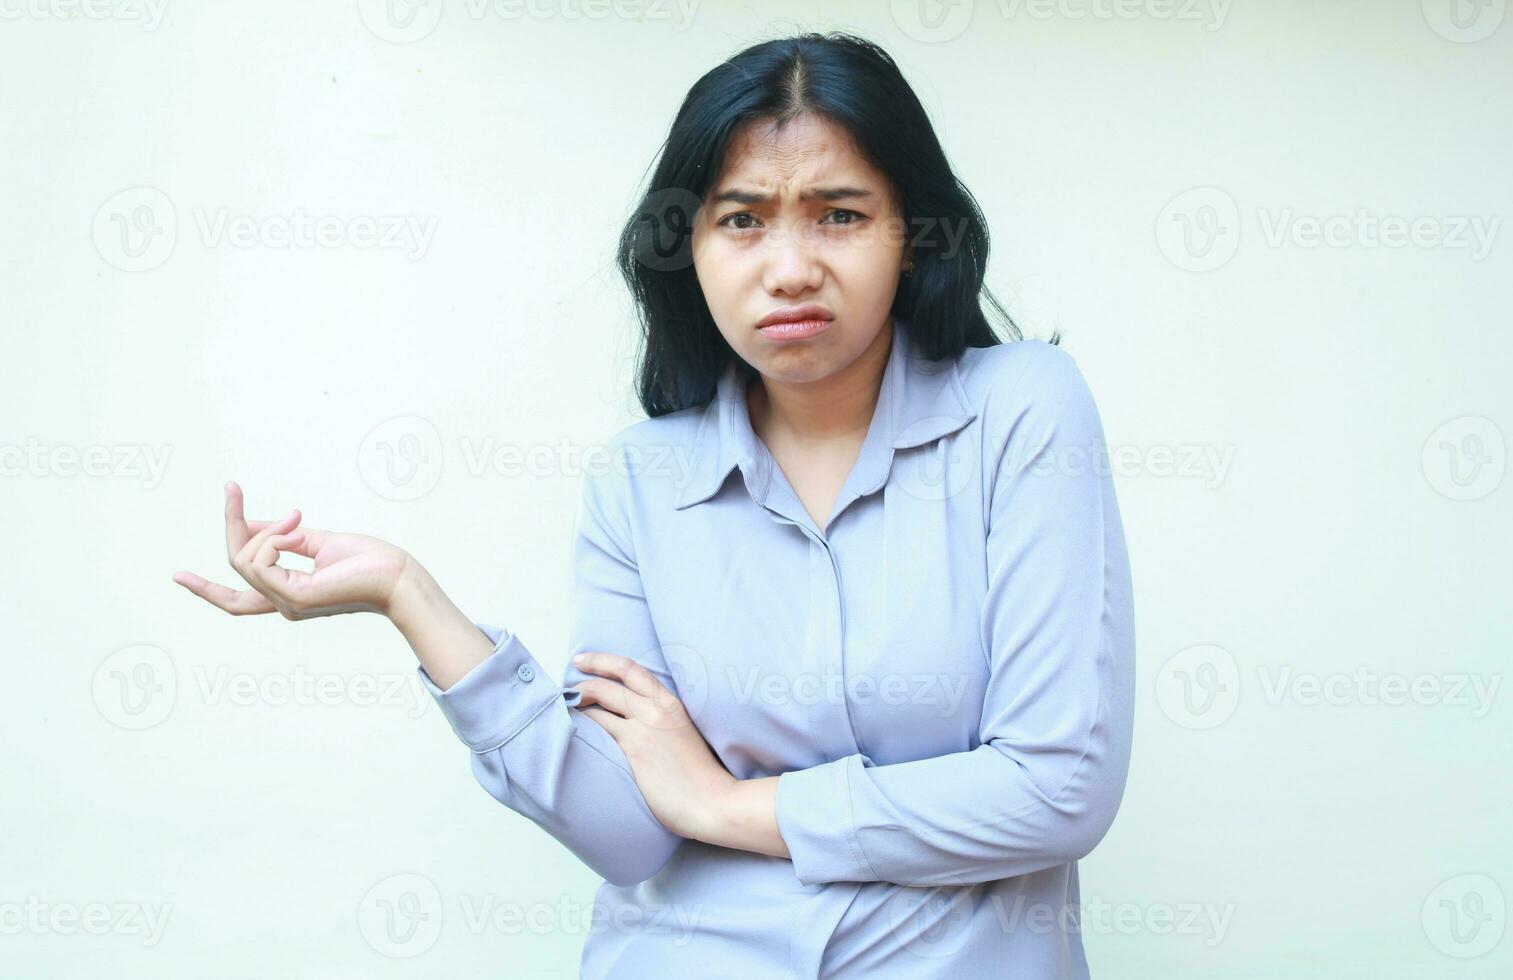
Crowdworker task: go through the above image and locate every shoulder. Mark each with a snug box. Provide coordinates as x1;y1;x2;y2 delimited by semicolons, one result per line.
957;340;1096;417
956;341;1105;459
581;404;705;513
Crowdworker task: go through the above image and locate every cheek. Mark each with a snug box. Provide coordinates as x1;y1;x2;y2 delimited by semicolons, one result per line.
829;242;904;299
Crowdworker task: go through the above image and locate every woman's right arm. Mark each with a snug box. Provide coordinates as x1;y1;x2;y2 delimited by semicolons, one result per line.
388;518;688;888
175;472;686;888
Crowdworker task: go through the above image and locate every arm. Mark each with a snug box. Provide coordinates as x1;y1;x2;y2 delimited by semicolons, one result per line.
396;450;685;887
765;344;1137;887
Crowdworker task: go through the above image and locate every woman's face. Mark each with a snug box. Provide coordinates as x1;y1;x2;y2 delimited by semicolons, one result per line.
690;113;910;386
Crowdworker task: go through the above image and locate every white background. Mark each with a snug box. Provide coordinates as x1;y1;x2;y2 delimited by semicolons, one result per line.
2;0;1509;976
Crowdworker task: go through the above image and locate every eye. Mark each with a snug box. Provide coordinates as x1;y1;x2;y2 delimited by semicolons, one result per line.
824;209;866;225
717;212;760;230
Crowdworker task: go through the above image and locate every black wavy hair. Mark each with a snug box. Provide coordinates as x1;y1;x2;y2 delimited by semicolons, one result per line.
615;30;1048;419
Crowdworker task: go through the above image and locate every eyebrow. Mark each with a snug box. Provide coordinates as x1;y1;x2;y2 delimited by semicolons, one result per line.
708;186;875;206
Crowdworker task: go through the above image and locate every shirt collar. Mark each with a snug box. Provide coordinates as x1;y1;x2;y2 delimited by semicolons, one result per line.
672;315;979;511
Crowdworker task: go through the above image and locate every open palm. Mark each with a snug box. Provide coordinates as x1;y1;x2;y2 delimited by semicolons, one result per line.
172;481;414;620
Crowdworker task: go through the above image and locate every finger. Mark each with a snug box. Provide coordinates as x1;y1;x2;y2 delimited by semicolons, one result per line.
573;652;668;700
232;508;301;595
237;508;301;565
224;481;252;562
245;520;329;557
171;570;278;616
577;704;627;737
249;531;305;597
255;531;305;569
573;678;643;719
244;524;306;603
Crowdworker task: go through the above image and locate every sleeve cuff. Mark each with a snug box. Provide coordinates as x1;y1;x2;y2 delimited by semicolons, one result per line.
775;755;877;885
415;622;560;753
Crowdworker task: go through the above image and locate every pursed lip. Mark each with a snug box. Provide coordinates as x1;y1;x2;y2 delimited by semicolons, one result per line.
756;304;835;328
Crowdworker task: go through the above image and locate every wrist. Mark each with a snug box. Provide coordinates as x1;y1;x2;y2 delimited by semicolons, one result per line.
384;553;439;628
690;773;743;848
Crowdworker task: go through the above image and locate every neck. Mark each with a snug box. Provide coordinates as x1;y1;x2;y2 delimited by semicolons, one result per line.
747;322;893;446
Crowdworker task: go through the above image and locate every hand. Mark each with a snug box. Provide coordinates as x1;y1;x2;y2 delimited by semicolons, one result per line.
172;481;416;621
571;652;737;841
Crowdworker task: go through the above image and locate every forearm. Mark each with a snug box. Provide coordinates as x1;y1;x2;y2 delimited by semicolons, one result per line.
694;776;791;860
385;558;495;691
396;559;684;886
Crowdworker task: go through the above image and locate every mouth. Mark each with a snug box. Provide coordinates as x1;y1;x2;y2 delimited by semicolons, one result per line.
756;304;834;342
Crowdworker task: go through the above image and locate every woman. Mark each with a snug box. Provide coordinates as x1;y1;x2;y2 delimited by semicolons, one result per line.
174;32;1135;979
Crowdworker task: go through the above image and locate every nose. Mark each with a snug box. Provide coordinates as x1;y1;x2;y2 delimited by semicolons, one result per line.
761;221;824;297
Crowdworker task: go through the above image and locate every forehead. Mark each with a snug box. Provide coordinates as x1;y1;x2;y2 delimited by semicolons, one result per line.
714;114;881;187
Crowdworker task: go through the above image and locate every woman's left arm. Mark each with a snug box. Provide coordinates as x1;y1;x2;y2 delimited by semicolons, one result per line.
579;345;1136;885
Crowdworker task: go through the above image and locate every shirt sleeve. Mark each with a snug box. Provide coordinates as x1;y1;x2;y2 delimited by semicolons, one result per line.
416;443;685;887
772;343;1136;887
